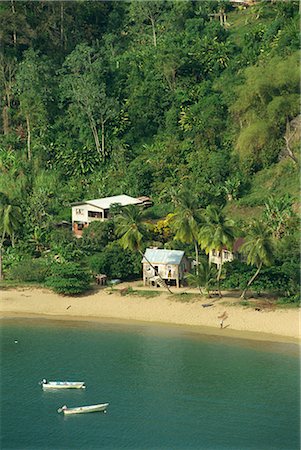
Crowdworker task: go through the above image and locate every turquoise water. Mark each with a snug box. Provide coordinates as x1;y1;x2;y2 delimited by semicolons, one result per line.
0;318;300;450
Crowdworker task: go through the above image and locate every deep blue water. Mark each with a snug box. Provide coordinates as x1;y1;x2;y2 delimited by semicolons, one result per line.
0;318;300;450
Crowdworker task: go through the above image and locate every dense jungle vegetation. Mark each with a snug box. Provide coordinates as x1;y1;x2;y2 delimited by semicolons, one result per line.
0;1;300;299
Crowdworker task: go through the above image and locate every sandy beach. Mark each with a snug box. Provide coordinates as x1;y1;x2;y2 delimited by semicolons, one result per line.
0;283;300;344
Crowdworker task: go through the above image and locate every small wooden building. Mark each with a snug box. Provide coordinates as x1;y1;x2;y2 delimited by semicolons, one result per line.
142;249;190;288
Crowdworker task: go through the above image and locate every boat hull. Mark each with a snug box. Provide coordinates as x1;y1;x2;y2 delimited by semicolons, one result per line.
61;403;109;415
42;382;85;390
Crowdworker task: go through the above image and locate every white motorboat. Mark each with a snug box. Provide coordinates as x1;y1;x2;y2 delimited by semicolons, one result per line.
39;379;86;390
57;403;109;415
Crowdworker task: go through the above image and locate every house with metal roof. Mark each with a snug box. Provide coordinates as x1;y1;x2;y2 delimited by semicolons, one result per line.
71;194;143;237
142;248;190;288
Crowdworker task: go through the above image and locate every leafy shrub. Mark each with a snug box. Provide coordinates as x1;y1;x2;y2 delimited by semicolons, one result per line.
143;203;174;220
45;262;91;295
124;156;154;196
277;294;300;305
87;253;105;275
221;260;253;290
48;228;85;262
2;247;23;273
251;267;291;295
81;220;115;253
221;259;300;298
86;243;141;280
8;258;51;283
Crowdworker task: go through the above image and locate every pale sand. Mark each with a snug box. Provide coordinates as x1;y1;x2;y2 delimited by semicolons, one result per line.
0;283;300;344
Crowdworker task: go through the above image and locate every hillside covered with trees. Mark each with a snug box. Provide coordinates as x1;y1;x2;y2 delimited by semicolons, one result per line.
0;1;299;300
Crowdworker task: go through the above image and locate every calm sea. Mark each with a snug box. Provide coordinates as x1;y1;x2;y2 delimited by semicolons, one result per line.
0;318;300;450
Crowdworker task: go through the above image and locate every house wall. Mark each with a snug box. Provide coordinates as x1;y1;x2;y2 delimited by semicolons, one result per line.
143;263;178;280
73;221;89;237
72;204;106;236
209;249;234;268
72;204;105;224
143;258;190;287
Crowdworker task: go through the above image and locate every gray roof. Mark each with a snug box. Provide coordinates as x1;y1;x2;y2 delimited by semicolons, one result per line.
142;249;185;265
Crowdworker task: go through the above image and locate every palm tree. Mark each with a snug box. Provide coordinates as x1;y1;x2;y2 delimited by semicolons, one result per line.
263;195;294;240
240;220;274;299
0;192;22;279
185;257;217;297
116;205;172;293
171;189;202;275
198;206;235;297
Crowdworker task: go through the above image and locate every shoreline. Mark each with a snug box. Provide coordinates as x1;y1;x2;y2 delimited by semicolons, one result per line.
0;285;300;345
1;311;300;346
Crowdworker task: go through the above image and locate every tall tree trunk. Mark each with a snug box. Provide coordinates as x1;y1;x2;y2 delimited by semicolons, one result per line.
101;119;105;157
194;240;199;276
284;135;299;165
2;106;9;135
11;0;17;46
217;251;223;298
240;262;263;299
26;114;31;161
88;114;102;156
0;246;2;281
150;16;157;47
284;119;299;166
92;123;101;155
0;244;3;280
60;1;64;49
0;231;6;280
1;62;14;134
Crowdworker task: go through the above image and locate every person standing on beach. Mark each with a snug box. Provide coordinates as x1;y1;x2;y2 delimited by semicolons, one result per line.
218;311;228;329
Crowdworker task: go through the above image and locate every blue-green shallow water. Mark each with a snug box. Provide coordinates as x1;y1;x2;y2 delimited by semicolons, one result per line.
0;319;299;450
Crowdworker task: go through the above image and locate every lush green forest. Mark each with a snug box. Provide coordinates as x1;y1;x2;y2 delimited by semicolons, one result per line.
0;0;299;300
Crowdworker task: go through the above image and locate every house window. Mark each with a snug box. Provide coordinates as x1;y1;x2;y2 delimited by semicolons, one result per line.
88;211;102;218
104;209;109;219
76;208;84;215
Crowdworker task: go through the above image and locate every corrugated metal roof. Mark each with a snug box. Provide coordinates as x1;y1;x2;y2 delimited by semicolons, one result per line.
72;195;143;209
142;249;185;265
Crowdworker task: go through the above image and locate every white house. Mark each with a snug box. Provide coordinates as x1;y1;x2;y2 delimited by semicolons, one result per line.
142;248;190;288
209;238;244;268
71;194;144;237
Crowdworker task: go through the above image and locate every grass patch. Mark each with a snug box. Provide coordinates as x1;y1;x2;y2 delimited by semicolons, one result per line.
0;280;43;290
227;5;276;47
275;299;300;308
239;300;252;307
133;290;162;298
117;287;161;298
170;292;201;303
238;161;299;207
